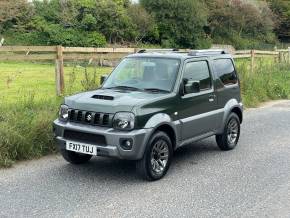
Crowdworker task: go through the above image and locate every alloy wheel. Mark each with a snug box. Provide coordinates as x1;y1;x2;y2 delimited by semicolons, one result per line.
150;139;169;174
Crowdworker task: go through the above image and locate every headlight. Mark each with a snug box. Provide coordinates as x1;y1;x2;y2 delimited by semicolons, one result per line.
59;104;69;122
113;112;135;130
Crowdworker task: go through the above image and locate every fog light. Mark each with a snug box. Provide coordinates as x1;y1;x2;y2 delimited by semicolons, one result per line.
120;138;133;150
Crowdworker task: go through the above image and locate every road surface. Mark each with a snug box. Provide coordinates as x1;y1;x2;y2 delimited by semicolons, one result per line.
1;100;290;218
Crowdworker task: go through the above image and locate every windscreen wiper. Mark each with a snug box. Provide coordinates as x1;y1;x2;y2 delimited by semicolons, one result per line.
144;88;170;93
108;86;143;91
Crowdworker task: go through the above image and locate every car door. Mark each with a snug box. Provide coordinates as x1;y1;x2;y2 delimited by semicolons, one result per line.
178;59;218;140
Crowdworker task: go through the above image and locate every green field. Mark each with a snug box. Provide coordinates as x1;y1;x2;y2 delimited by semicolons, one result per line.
0;59;289;167
0;61;112;102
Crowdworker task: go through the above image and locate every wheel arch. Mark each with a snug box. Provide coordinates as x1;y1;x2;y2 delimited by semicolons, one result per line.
231;107;243;123
143;113;178;150
217;99;243;134
154;124;177;150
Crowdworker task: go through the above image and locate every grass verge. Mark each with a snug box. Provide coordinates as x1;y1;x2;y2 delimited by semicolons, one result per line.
236;59;290;107
0;61;112;167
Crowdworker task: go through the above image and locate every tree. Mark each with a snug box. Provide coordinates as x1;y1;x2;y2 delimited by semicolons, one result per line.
93;0;135;43
28;0;136;45
112;0;131;7
68;0;136;43
141;0;211;48
128;4;158;44
205;0;275;48
267;0;290;42
0;0;33;32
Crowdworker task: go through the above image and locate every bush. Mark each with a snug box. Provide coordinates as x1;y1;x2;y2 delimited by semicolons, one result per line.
85;32;107;47
3;31;48;46
3;28;106;47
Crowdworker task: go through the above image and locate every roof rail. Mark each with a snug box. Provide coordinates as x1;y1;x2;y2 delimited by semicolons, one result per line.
137;48;179;53
188;49;228;56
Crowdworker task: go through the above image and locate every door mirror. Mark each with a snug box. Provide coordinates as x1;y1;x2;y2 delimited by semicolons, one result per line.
100;75;108;85
184;80;200;94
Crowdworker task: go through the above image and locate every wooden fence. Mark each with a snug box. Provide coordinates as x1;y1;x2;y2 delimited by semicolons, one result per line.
0;46;289;96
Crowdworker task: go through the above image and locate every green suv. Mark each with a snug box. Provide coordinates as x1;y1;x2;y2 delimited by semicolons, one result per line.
53;49;243;181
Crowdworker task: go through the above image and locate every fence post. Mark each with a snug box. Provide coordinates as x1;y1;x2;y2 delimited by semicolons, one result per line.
288;47;290;64
0;38;4;46
99;54;103;67
251;50;255;74
55;45;64;96
55;59;61;96
278;51;282;63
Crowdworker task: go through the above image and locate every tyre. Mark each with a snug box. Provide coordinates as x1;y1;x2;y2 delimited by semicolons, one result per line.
60;149;92;164
136;131;173;181
216;113;241;151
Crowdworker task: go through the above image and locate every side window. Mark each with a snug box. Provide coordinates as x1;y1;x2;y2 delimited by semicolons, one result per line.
214;59;238;85
183;61;211;92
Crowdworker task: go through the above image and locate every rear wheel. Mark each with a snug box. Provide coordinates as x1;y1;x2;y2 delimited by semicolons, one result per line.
216;113;240;151
60;149;92;164
136;131;173;181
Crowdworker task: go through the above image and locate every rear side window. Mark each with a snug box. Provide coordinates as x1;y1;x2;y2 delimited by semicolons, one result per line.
214;59;237;85
183;61;211;90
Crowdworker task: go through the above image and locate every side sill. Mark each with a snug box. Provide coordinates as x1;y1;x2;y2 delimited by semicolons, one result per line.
176;131;215;149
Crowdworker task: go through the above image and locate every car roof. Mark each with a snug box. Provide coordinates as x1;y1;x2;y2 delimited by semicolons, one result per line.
126;49;233;61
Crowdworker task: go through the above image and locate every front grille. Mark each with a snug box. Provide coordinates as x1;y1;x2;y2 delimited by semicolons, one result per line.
64;130;107;146
69;109;113;127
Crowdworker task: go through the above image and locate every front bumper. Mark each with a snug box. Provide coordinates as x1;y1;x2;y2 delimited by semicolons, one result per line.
53;119;153;160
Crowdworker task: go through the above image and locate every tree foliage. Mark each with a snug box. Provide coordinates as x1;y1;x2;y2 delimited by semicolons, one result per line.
267;0;290;42
205;0;276;49
128;4;158;44
0;0;287;48
141;0;211;48
0;0;33;32
31;0;135;44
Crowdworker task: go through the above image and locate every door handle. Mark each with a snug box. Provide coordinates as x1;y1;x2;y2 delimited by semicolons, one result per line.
209;94;215;102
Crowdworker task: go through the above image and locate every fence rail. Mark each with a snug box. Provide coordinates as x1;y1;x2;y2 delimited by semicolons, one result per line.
0;46;289;96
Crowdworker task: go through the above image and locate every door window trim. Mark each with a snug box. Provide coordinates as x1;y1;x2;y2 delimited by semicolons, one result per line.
180;59;214;98
213;58;238;87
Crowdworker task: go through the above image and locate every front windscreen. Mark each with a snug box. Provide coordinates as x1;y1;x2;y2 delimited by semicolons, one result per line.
103;57;180;92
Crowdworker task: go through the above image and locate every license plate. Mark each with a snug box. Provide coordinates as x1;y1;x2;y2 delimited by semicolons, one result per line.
66;141;97;156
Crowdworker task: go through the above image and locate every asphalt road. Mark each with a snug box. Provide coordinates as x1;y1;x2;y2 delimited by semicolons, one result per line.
1;100;290;218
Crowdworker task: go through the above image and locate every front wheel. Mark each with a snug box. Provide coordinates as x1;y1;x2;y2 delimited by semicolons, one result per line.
136;131;173;181
216;113;241;151
60;149;92;164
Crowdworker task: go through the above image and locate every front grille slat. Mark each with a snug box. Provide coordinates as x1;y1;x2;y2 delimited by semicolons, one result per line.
94;113;101;125
103;114;110;125
69;109;77;121
77;111;83;121
68;109;113;127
